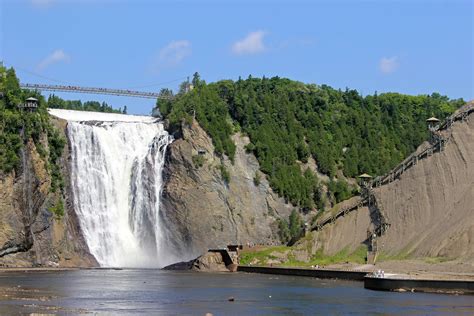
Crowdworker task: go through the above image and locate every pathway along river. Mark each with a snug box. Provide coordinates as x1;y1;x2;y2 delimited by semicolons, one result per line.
0;269;473;315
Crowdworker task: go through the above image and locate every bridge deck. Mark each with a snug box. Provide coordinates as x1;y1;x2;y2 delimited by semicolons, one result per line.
20;83;173;100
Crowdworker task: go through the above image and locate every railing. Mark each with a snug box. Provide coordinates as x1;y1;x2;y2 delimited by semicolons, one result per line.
372;103;473;188
311;196;365;232
20;83;174;100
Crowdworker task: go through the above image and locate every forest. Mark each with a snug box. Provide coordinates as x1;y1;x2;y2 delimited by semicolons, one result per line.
158;74;464;211
47;94;126;114
0;67;126;192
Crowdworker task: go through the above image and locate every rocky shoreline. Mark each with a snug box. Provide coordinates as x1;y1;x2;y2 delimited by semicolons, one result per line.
163;251;237;272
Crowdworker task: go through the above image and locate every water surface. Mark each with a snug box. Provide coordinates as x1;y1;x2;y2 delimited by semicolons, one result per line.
0;269;472;315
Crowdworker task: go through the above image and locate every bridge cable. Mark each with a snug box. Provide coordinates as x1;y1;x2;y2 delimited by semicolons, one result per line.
125;77;188;90
14;65;187;91
14;66;71;85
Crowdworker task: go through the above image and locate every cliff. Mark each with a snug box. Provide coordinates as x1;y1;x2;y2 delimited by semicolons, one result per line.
293;104;474;262
0;117;97;267
161;119;292;260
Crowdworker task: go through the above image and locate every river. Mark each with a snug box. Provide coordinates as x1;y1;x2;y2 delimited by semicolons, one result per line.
0;269;472;315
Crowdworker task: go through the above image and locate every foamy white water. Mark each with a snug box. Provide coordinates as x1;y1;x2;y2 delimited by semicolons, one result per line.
48;108;157;123
50;109;174;267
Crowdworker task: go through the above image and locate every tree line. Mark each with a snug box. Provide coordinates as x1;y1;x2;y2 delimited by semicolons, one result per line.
47;94;126;114
158;73;464;212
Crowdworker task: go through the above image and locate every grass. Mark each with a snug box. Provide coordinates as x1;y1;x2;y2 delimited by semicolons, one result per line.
239;244;368;267
281;245;368;267
50;197;65;219
239;246;291;265
423;257;453;264
377;251;453;265
377;246;412;262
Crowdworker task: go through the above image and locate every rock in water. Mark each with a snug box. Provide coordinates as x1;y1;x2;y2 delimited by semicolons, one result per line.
163;251;233;272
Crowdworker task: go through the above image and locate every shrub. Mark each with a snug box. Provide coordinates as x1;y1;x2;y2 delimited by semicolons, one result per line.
219;164;230;183
50;198;65;218
253;172;261;186
192;154;205;168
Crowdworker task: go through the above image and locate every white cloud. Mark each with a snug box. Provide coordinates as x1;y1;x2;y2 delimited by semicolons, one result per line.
379;56;399;74
31;0;55;7
232;30;267;55
37;49;70;70
157;40;191;67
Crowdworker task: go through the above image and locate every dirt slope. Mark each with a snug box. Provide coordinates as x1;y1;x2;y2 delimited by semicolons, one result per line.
298;106;473;262
376;112;473;260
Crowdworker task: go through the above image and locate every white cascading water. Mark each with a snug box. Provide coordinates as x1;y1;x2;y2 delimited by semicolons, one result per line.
48;109;174;268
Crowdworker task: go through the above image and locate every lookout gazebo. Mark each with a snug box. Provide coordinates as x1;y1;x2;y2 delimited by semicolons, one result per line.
426;116;440;131
18;97;39;112
426;116;440;144
358;173;372;188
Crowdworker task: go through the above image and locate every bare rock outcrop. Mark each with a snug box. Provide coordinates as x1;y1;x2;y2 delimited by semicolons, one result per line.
161;120;292;260
0;117;97;267
163;251;231;272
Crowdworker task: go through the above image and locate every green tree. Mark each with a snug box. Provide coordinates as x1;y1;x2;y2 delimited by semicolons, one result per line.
192;72;201;87
160;75;464;210
278;219;290;243
288;209;303;239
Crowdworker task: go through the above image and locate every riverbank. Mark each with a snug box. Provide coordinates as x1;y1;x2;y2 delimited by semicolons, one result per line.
238;262;474;295
2;255;474;295
0;267;129;273
364;274;474;295
238;265;367;280
0;267;80;272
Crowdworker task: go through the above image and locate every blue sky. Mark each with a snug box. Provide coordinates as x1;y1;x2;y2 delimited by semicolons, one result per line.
1;0;472;114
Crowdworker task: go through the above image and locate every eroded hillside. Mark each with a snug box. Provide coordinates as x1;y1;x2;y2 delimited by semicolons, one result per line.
291;103;474;263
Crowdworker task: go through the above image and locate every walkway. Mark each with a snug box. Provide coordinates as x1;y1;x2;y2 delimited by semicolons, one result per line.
20;83;173;99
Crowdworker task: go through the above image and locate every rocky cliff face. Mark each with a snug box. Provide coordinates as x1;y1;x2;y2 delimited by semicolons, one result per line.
0;117;96;267
161;120;292;260
295;106;474;262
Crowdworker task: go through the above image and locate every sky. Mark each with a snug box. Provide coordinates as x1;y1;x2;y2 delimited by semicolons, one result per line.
0;0;473;115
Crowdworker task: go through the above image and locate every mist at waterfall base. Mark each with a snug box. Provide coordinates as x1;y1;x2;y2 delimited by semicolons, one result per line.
49;109;178;268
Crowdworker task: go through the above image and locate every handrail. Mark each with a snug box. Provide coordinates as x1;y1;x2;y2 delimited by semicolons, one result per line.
20;83;174;100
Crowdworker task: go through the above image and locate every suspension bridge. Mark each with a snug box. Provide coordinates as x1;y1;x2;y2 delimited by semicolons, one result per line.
20;83;174;100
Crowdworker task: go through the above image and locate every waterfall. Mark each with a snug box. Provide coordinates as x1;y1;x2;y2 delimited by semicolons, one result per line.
49;109;174;268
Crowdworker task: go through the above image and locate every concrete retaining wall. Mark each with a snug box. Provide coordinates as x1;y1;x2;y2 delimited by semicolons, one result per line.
237;265;367;281
364;276;474;295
